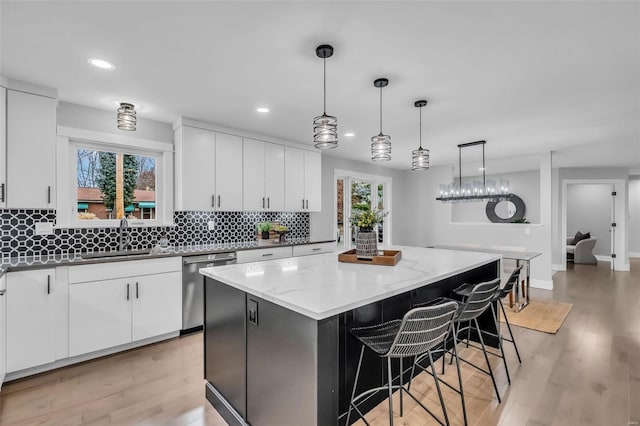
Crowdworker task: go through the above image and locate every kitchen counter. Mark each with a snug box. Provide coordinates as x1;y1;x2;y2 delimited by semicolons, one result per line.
0;239;336;275
200;246;501;320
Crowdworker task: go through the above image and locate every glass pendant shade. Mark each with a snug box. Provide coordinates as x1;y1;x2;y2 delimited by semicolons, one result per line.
371;133;391;161
313;44;338;150
313;113;338;149
117;102;136;131
411;147;430;170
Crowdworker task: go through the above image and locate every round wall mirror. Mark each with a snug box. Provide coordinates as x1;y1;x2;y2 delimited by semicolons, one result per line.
486;195;526;223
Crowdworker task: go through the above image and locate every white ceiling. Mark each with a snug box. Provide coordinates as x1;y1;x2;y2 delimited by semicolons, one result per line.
1;1;638;170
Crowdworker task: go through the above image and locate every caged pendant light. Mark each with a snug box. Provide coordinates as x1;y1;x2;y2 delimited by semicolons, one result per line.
313;44;338;149
117;102;136;131
411;100;430;170
371;78;391;161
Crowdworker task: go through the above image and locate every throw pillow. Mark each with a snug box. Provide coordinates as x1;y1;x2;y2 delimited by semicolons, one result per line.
570;231;584;245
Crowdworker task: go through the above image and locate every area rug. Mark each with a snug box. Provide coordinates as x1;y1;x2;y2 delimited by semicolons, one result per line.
500;299;573;334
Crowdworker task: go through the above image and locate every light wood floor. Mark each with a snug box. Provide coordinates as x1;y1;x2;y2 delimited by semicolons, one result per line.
0;260;638;425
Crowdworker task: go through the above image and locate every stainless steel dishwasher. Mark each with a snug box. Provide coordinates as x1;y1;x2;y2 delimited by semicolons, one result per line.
182;252;236;333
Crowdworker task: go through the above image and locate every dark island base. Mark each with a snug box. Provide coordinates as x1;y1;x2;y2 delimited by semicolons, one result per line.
204;260;499;426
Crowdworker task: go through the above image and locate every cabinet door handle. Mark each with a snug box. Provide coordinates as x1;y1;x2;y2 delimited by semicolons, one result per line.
136;282;139;299
47;274;51;294
217;195;221;208
305;199;309;209
0;290;5;296
211;195;215;208
0;183;5;203
126;283;130;301
262;197;265;208
267;197;270;208
262;253;273;257
302;199;305;209
47;186;51;204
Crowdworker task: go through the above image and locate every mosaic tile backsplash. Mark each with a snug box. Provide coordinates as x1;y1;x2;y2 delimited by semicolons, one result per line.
0;209;310;261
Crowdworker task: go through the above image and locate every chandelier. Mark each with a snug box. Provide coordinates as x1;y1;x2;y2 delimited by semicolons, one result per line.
436;140;512;202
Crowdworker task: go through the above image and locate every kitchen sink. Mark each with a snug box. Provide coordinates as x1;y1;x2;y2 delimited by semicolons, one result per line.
80;248;153;259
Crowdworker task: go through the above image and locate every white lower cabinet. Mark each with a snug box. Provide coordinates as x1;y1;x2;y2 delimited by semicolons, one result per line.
131;272;181;341
236;246;293;264
6;269;56;373
69;278;132;357
69;259;181;357
292;242;336;257
0;274;6;388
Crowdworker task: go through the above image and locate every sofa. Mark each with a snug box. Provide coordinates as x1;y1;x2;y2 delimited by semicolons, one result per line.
566;236;597;264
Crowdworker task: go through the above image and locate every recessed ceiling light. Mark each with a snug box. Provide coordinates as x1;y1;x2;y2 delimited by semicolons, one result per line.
257;107;270;113
344;133;355;137
88;58;115;70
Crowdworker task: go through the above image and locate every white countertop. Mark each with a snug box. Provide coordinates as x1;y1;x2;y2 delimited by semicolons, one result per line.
199;246;501;320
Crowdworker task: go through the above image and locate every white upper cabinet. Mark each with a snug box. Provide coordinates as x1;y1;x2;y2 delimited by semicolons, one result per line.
285;147;321;212
214;133;243;211
5;89;56;209
178;125;216;211
175;126;243;211
176;119;321;213
243;139;284;211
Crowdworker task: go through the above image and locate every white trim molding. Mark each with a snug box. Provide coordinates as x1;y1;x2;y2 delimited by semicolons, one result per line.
552;263;566;272
630;252;640;258
530;279;553;290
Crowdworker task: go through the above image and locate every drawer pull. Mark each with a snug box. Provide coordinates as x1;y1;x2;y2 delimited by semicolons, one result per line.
262;253;273;257
312;248;322;251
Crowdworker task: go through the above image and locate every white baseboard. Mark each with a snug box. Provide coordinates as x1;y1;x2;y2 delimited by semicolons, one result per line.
530;279;553;290
4;331;180;382
552;263;566;272
630;252;640;258
615;263;630;272
595;255;611;262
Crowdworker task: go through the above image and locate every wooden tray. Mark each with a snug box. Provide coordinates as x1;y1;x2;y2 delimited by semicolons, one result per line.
338;249;402;266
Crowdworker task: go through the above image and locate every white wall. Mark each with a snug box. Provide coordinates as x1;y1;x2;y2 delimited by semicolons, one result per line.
394;153;553;287
57;102;173;143
630;177;640;256
451;169;540;224
566;184;612;257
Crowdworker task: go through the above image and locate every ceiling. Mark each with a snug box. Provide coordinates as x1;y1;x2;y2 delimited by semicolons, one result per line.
1;1;638;170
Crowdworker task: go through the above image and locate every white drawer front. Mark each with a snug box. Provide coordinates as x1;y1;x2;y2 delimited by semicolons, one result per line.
292;242;336;257
69;257;182;284
236;247;292;264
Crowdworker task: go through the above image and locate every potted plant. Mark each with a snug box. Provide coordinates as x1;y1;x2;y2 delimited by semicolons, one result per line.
275;225;289;243
349;209;388;256
257;222;272;240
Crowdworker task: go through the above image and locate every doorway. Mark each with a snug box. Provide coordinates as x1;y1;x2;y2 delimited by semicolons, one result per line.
561;179;628;271
335;170;391;250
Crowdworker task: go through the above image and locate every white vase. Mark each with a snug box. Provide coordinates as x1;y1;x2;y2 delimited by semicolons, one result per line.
355;229;378;257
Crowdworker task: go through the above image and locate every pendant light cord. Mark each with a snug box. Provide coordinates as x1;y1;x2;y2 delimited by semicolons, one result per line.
379;86;383;134
419;106;423;149
323;57;327;115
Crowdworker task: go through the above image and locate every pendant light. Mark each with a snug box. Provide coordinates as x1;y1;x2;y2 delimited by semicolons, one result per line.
411;100;430;170
313;44;338;149
371;78;391;161
117;102;136;131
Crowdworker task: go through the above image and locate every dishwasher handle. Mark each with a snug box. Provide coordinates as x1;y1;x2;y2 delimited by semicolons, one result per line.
184;256;236;265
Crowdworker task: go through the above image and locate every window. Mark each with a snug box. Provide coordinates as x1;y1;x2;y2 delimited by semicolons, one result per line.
76;147;157;221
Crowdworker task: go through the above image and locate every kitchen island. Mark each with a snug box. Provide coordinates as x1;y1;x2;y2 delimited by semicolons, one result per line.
200;246;501;426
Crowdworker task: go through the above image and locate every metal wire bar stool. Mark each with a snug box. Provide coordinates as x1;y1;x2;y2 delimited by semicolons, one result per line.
453;266;524;370
346;300;459;426
448;278;504;403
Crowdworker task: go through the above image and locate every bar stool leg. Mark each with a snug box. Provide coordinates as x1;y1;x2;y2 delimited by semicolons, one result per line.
427;350;450;426
387;357;395;426
346;345;366;426
474;318;501;403
450;329;468;426
499;298;522;363
490;303;511;385
399;358;404;417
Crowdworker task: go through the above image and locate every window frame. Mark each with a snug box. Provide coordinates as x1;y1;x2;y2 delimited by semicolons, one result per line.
56;127;174;228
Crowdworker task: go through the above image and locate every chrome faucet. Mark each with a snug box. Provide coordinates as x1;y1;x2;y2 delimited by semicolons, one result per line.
118;217;130;251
